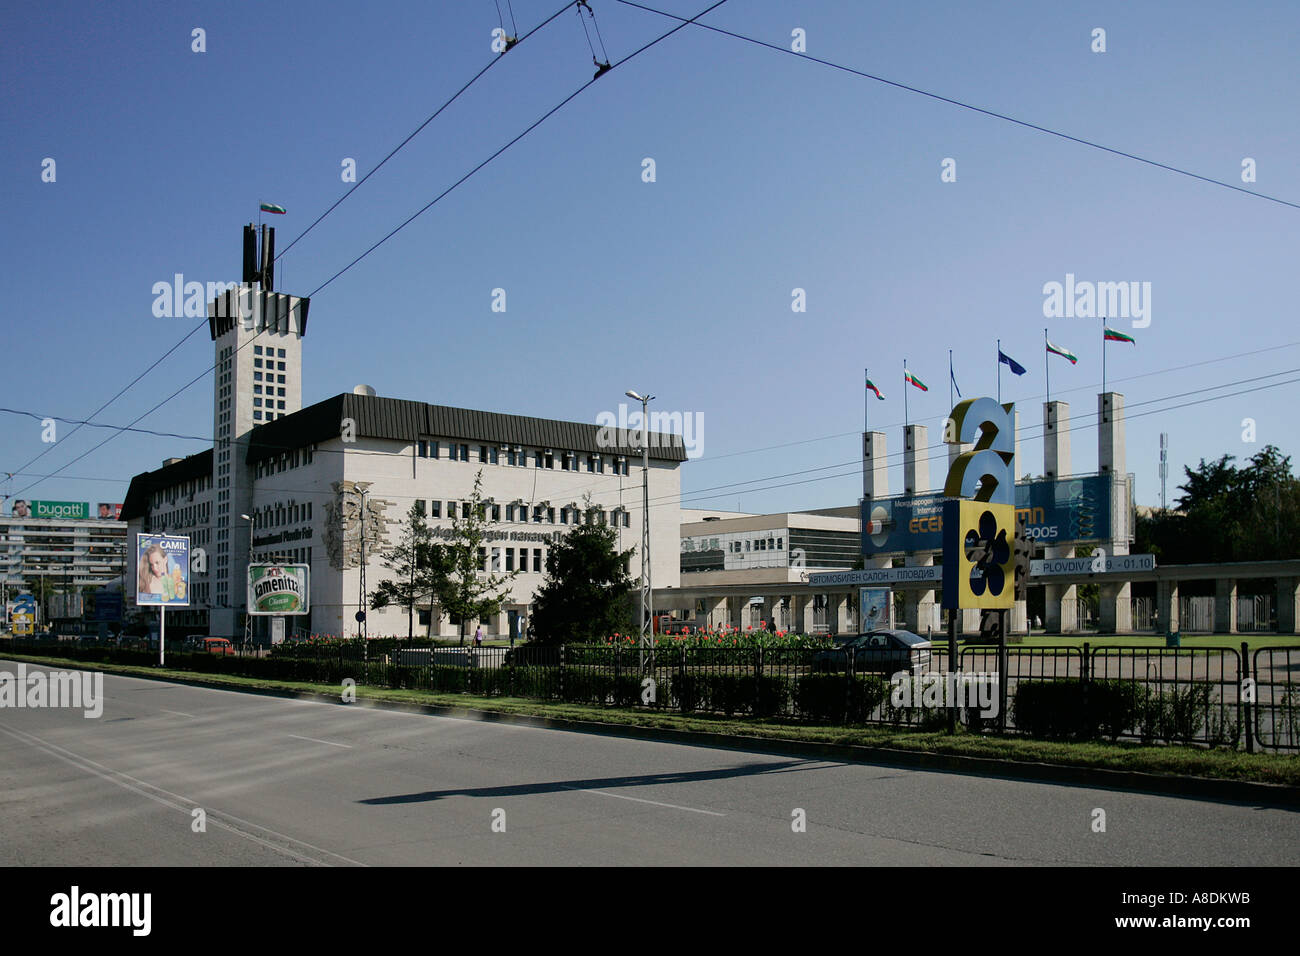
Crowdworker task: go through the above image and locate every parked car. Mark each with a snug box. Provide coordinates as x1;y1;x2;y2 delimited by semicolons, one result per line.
200;637;235;656
811;629;932;675
503;643;562;667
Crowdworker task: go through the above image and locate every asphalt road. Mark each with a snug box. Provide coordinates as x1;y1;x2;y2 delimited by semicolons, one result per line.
1;661;1296;866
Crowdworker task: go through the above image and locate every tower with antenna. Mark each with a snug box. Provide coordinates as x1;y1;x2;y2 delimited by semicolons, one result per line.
206;223;311;639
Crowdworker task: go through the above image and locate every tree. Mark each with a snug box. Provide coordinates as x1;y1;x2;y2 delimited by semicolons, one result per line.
433;471;517;643
1136;444;1300;563
370;502;446;640
530;509;635;645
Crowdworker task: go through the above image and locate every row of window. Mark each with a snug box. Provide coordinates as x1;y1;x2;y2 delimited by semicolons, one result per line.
730;537;784;553
415;440;631;475
251;501;312;529
254;446;315;478
253;346;286;358
478;546;546;573
414;499;630;528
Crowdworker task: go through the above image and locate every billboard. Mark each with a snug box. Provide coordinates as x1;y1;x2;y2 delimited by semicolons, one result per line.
7;594;36;635
859;587;893;630
136;533;190;606
862;475;1113;555
247;564;310;615
96;502;123;520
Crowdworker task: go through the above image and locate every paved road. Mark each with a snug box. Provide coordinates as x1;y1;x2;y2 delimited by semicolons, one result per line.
1;661;1295;866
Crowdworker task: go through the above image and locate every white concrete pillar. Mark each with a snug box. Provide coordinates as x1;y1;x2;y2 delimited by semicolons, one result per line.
1214;579;1238;634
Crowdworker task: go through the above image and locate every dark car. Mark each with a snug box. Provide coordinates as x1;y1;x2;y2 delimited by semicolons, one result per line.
811;629;932;675
502;643;562;667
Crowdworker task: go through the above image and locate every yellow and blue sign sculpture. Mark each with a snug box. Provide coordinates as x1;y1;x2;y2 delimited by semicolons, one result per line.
942;398;1016;610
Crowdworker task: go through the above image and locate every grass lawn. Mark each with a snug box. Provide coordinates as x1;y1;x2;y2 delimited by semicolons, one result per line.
3;649;1297;789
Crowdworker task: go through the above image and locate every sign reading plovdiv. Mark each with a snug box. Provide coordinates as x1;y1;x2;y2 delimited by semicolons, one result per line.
941;398;1017;612
247;564;310;615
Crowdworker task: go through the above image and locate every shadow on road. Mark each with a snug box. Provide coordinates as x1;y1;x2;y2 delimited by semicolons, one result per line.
356;758;865;805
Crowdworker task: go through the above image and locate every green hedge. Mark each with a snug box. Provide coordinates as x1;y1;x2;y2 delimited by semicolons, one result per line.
1011;679;1233;744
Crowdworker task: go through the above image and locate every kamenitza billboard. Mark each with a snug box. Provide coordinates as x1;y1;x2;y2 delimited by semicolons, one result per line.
247;564;310;615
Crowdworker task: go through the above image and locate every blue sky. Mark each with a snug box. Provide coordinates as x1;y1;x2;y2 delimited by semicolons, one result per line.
3;0;1298;517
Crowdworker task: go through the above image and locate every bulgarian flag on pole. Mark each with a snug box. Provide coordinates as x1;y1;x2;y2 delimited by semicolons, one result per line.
1047;338;1078;364
865;378;885;400
904;369;928;392
259;202;287;215
1104;327;1136;344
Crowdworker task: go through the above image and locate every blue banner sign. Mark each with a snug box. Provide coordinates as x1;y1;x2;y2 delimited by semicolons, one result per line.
862;475;1113;555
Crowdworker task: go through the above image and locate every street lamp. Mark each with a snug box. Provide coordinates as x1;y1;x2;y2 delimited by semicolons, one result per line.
625;389;654;667
240;513;254;646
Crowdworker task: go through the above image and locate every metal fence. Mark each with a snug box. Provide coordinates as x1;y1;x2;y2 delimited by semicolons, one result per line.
6;637;1297;751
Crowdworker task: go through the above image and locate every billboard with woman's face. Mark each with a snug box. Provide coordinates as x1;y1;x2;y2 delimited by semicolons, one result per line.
136;534;190;606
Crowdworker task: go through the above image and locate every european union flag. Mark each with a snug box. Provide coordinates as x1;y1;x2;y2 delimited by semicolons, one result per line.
998;350;1027;376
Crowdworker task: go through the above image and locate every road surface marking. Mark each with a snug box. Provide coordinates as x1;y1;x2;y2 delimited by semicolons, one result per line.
161;709;196;718
0;722;366;866
566;785;726;816
287;733;352;749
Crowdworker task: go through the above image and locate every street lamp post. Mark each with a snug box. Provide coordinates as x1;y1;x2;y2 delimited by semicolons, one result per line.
625;390;654;670
240;513;254;647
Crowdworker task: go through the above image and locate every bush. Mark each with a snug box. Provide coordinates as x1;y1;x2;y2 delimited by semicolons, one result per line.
1010;680;1094;740
793;674;888;724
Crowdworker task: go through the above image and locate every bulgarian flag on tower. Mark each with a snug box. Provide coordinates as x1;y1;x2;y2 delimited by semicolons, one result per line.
259;202;287;215
904;369;928;391
1047;338;1078;364
1104;326;1136;345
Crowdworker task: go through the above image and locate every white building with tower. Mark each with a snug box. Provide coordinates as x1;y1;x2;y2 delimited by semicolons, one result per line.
122;226;684;641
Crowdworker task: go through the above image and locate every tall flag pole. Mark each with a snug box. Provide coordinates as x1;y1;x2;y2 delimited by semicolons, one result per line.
864;367;869;434
1045;333;1078;408
948;349;962;409
997;339;1002;403
1102;322;1137;397
1044;328;1050;406
1101;316;1106;395
903;359;909;431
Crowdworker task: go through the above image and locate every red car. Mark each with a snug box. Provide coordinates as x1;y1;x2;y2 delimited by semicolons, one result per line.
201;637;235;656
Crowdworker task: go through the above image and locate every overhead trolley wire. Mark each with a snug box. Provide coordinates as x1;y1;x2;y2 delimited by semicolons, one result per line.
7;0;729;500
614;0;1300;212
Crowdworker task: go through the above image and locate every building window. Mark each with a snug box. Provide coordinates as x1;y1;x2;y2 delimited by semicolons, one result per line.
254;372;262;381
414;500;426;516
278;387;285;397
278;348;285;358
560;508;568;525
478;547;487;572
254;358;263;368
479;445;489;463
254;346;263;355
254;385;262;395
254;410;262;420
430;501;441;518
505;548;515;572
505;504;514;522
254;397;262;407
278;374;285;383
278;401;285;409
459;443;469;461
489;446;499;465
533;549;542;573
547;507;555;523
491;504;500;521
462;502;470;519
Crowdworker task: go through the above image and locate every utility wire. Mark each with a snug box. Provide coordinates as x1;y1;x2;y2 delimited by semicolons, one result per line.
310;0;730;298
615;0;1300;212
7;0;729;502
277;0;576;261
1;3;577;500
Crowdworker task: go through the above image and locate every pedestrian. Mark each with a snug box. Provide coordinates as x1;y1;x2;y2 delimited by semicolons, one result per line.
474;625;483;647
